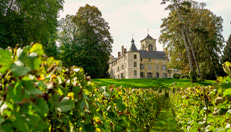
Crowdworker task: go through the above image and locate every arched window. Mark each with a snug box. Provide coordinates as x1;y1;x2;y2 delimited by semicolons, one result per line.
148;44;153;51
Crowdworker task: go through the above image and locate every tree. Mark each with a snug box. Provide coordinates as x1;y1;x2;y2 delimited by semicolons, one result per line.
58;4;113;78
160;0;224;79
73;4;113;78
222;35;231;63
57;15;79;67
0;0;64;56
161;0;203;80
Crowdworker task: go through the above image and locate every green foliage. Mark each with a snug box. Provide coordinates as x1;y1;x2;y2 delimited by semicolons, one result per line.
179;74;190;79
173;73;180;79
223;61;231;75
159;0;224;79
0;0;63;56
58;4;113;78
222;35;231;63
0;44;166;131
171;62;231;131
189;70;197;83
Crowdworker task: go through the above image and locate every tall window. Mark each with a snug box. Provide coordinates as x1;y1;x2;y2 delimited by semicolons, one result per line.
156;72;159;78
141;58;142;61
117;67;119;72
148;44;153;51
149;59;151;62
140;72;144;78
134;70;137;76
134;62;137;67
148;64;152;70
121;73;124;78
134;54;137;59
140;64;144;69
156;65;159;70
122;65;124;70
162;65;167;71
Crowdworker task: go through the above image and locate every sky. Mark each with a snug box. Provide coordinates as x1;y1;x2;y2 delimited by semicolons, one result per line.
59;0;231;57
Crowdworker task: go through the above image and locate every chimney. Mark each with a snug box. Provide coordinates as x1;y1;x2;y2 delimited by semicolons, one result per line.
118;52;121;57
121;46;124;55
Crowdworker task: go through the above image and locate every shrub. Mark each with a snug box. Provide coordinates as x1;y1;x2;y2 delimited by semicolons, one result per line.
189;70;197;83
173;73;180;79
179;74;190;79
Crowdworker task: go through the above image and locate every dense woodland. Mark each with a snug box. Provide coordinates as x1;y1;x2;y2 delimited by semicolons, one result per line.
0;0;231;131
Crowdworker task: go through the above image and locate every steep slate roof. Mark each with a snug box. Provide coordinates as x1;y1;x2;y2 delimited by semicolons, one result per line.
138;50;167;59
141;34;154;41
128;39;138;52
145;34;153;39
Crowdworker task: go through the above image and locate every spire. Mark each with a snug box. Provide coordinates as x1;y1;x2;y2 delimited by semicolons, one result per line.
128;38;137;52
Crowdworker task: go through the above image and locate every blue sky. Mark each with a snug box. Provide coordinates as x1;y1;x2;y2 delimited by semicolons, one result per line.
59;0;231;57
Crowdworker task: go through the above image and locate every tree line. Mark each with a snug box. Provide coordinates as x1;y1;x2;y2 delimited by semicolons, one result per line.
160;0;231;80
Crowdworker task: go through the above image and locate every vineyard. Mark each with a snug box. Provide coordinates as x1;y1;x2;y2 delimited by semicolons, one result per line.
170;66;231;131
0;44;231;131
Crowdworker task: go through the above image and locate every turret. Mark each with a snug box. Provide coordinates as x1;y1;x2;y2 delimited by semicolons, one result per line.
125;38;140;79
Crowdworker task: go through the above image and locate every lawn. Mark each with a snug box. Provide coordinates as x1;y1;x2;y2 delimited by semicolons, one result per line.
92;78;215;89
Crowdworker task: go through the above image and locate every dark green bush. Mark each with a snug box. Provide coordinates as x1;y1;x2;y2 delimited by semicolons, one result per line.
189;70;197;83
173;73;180;79
180;74;190;79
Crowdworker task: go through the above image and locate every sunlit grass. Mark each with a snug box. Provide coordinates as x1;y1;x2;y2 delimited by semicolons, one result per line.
92;78;215;89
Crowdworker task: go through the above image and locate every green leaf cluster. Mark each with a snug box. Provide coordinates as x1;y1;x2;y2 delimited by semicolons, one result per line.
0;0;63;57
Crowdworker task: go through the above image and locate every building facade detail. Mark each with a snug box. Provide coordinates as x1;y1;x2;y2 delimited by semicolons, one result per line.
108;34;179;79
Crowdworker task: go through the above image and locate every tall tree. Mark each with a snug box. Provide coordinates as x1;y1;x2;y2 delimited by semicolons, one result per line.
160;0;224;79
74;4;113;78
222;35;231;63
0;0;64;56
58;4;113;78
58;15;79;67
162;0;203;80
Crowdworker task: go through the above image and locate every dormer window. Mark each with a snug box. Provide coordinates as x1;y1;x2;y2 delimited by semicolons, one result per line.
148;44;153;51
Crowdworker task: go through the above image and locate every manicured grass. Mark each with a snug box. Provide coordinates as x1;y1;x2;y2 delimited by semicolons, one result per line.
92;78;215;89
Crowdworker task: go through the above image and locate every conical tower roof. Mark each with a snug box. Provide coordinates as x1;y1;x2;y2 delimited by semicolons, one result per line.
128;38;138;52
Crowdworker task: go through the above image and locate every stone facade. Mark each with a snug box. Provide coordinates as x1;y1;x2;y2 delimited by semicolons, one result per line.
108;34;180;79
